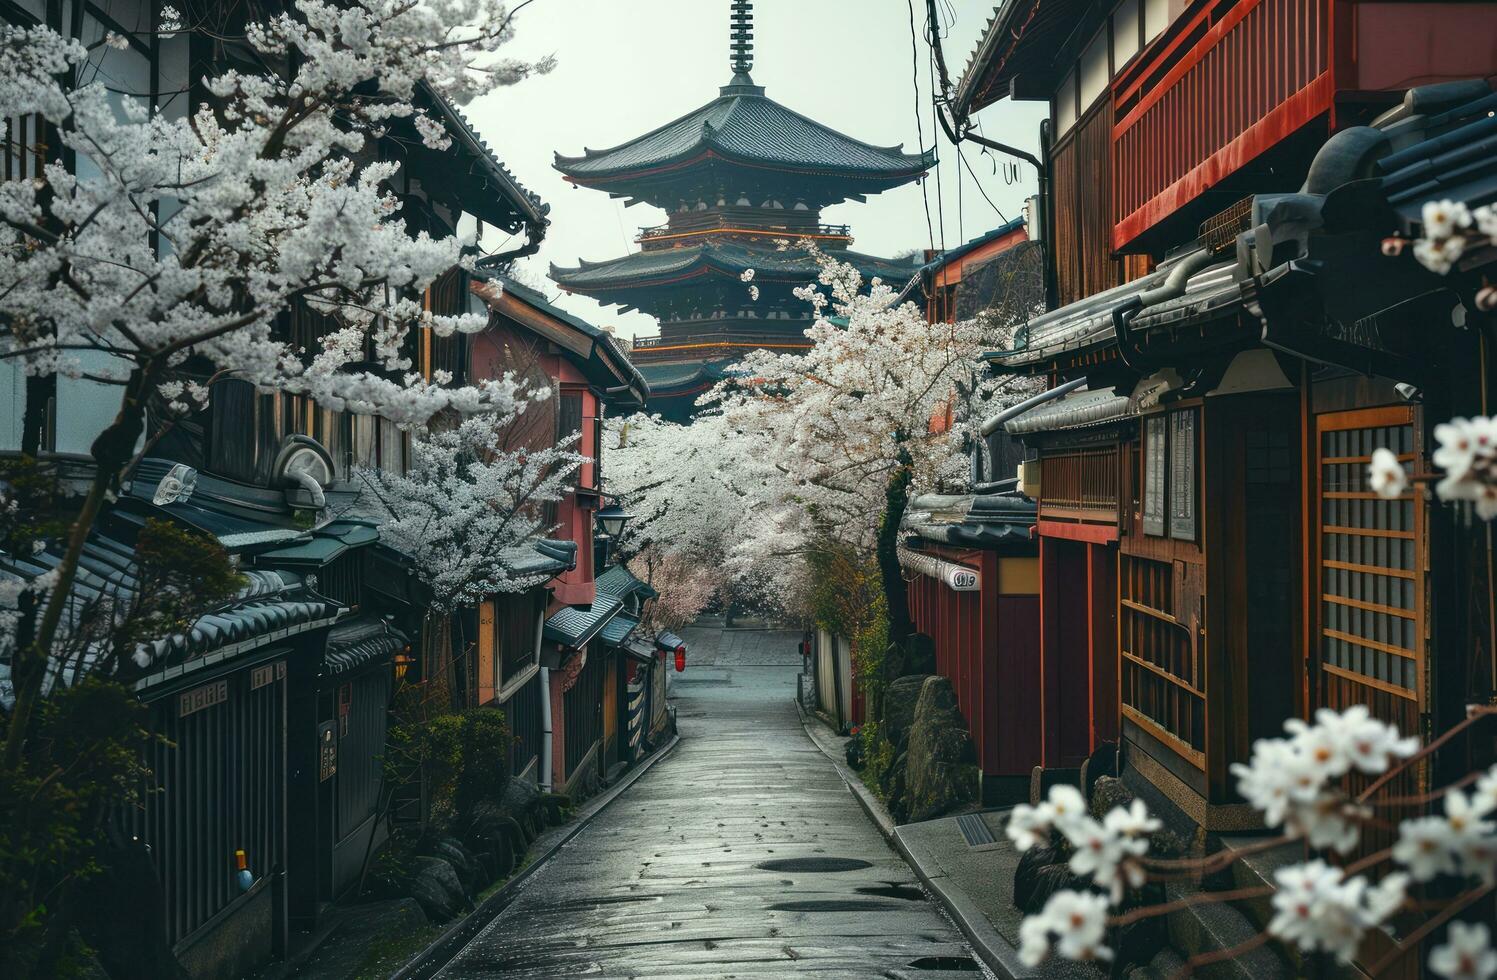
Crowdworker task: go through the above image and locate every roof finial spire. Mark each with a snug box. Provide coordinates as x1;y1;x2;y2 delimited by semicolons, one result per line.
729;0;754;77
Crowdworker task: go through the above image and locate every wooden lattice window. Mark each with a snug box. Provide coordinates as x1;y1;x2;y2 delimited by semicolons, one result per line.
1316;407;1424;716
1143;415;1167;536
1120;554;1205;767
1169;409;1197;540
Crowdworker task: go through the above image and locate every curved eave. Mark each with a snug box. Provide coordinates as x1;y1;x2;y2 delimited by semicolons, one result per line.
556;144;931;183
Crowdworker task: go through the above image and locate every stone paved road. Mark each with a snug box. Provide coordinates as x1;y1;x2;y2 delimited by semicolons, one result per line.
434;629;987;979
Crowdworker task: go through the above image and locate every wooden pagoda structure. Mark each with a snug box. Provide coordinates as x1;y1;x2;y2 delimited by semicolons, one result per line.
551;0;932;419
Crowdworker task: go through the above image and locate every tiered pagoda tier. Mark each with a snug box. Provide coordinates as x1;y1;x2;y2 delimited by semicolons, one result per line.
550;0;931;419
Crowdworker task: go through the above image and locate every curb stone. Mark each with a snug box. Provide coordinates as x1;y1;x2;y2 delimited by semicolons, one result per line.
388;733;680;980
794;698;1035;980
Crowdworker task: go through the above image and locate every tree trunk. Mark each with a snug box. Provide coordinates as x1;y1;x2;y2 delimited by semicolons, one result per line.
4;370;150;768
876;442;915;683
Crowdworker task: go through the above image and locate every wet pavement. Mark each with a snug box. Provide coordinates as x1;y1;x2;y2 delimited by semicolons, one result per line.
434;629;987;979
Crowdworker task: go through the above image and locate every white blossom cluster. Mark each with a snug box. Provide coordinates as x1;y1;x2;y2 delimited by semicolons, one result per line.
1006;785;1159;966
354;394;584;611
1231;705;1418;853
1267;860;1407;962
1404;200;1497;276
1370;418;1497;518
604;411;783;621
707;247;1039;576
1393;774;1497;883
0;2;551;435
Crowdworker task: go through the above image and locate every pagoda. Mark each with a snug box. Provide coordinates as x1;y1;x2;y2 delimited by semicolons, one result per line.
551;0;933;420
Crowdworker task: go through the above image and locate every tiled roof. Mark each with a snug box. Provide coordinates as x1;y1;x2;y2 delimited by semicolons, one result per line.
894;217;1026;305
599;612;641;648
324;616;409;675
636;359;738;392
986;248;1238;369
555;89;932;182
1003;386;1134;435
544;593;624;649
475;272;650;407
901;489;1036;550
1372;80;1497;223
0;537;340;705
596;564;659;602
552;241;919;293
420;85;549;233
950;0;1091;122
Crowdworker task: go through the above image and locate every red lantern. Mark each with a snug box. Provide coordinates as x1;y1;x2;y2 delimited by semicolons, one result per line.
674;646;686;673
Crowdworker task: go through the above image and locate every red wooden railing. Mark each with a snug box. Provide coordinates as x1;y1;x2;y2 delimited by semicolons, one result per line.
1111;0;1333;249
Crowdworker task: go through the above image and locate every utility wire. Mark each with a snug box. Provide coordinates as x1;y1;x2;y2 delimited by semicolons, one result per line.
957;142;1009;224
906;0;935;253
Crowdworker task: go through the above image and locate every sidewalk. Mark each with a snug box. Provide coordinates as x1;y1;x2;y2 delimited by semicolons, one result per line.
796;699;1094;980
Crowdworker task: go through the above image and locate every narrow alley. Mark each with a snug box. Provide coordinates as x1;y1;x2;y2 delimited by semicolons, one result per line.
433;629;986;979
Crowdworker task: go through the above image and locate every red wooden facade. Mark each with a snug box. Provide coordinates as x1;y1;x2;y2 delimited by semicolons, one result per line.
1110;0;1497;250
907;547;1042;803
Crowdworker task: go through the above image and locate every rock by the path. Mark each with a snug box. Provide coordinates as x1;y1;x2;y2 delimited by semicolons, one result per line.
409;856;470;923
1013;841;1064;912
1089;775;1133;821
432;837;482;896
903;633;937;676
882;674;931;753
902;676;978;823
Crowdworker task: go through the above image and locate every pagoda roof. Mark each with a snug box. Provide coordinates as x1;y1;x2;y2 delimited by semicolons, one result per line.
554;84;932;191
551;240;920;296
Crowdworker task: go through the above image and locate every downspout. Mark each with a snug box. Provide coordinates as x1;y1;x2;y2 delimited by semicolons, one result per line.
290;469;325;509
535;612;553;792
1110;250;1217;371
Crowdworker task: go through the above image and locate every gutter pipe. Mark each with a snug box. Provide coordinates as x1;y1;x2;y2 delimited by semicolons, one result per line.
1110;250;1218;371
537;613;553;793
979;376;1086;437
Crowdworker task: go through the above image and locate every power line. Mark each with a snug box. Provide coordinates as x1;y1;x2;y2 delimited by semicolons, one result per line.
906;0;935;253
957;143;1009;225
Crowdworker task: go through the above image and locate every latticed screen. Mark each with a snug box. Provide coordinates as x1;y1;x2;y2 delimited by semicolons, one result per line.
1318;411;1422;703
1120;554;1205;766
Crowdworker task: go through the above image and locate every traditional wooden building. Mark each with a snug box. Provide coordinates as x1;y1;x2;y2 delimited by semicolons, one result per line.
550;0;931;421
0;2;570;973
899;489;1042;803
468;273;650;797
957;0;1497;834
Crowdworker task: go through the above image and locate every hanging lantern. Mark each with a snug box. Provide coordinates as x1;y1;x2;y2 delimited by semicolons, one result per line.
674;645;687;673
393;647;414;682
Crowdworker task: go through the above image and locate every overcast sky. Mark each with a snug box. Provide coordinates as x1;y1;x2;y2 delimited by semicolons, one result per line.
468;0;1046;340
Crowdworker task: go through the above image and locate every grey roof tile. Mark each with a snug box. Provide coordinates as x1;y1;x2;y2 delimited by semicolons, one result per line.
555;92;932;180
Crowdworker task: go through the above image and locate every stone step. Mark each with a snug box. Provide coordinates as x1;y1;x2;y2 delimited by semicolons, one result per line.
1161;880;1295;980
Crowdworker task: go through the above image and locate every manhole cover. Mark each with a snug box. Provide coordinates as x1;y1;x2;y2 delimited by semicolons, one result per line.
755;857;872;873
856;883;925;901
768;899;903;912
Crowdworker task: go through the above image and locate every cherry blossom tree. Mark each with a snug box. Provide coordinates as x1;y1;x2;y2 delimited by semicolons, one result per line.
0;0;551;763
354;404;585;614
705;247;1040;648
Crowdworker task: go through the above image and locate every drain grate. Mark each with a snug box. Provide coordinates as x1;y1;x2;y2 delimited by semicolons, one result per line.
956;813;996;847
755;857;872;873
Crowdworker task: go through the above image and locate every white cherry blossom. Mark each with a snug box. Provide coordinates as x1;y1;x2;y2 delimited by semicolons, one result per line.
1431;922;1497;980
1368;447;1409;498
1018;889;1112;967
1267;861;1407;962
1423;200;1474;240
